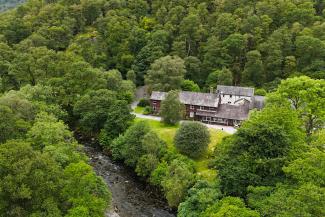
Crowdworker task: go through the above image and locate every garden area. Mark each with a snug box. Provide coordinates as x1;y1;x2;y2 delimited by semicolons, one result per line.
134;118;229;181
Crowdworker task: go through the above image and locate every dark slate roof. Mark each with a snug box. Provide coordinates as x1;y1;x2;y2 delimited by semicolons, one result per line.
150;91;167;101
215;104;249;120
217;85;255;97
252;95;265;110
196;104;249;121
150;91;220;107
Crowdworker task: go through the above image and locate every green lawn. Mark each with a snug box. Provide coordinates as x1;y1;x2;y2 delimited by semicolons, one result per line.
134;117;229;181
134;106;145;114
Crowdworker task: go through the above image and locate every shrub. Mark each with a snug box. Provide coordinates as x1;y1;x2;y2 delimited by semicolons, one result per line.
174;122;210;158
255;88;267;96
178;180;221;217
143;106;153;115
138;98;151;107
181;80;200;92
161;158;196;208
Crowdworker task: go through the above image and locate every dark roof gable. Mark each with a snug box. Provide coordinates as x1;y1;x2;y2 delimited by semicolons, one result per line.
217;85;255;97
150;91;219;107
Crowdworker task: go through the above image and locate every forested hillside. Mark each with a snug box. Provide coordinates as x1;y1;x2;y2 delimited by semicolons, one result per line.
0;0;25;12
0;0;325;92
0;0;324;216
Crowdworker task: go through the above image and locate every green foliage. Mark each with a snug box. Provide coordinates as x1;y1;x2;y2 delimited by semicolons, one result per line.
174;122;210;158
126;70;136;84
104;69;136;103
0;104;29;143
143;106;153;115
0;139;110;217
160;90;184;125
0;0;324;91
247;146;325;217
283;148;325;186
27;112;73;150
255;88;267;96
0;141;62;217
0;90;36;143
206;68;233;89
99;100;135;146
184;56;203;86
268;76;325;135
111;121;150;165
73;89;116;135
181;79;200;92
248;183;325;217
137;98;150;107
145;55;185;92
62;161;111;217
27;112;85;167
242;50;264;86
310;129;325;151
214;105;305;196
110;121;166;175
160;158;196;208
135;131;167;177
0;87;111;217
203;197;260;217
1;0;325;215
178;180;221;217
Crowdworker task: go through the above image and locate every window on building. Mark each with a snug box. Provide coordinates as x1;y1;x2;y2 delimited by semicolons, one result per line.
190;105;194;109
152;101;157;105
230;94;232;98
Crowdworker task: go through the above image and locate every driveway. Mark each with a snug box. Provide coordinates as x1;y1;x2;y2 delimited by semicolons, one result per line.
132;112;237;135
132;112;162;121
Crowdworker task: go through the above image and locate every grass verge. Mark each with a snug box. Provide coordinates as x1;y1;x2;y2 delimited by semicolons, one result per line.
134;117;229;181
134;106;145;114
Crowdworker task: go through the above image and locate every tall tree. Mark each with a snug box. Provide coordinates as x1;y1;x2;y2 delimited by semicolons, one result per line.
242;50;264;86
268;76;325;136
174;122;210;158
214;105;305;196
145;55;185;92
160;90;184;125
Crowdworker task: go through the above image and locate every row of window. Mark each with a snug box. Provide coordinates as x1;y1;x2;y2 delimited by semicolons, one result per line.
202;117;226;122
190;105;216;111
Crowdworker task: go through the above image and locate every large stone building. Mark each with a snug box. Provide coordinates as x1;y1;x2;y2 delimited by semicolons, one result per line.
150;85;265;126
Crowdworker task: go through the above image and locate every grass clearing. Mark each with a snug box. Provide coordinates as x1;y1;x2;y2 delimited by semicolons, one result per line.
134;106;145;114
134;117;229;181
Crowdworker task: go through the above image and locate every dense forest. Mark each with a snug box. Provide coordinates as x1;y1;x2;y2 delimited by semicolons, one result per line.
0;0;25;12
0;0;324;216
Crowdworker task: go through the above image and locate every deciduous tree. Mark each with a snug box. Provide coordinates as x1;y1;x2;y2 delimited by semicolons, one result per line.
160;90;184;125
145;55;185;92
174;122;210;158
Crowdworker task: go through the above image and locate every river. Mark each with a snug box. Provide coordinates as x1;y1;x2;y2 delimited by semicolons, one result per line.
84;146;176;217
